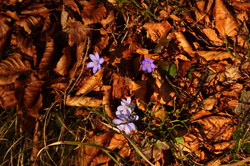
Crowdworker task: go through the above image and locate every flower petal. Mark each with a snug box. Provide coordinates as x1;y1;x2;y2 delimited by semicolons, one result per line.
94;52;100;60
112;118;123;125
93;65;98;73
117;124;125;131
117;105;126;112
124;124;131;134
86;62;95;68
127;123;136;130
142;65;147;71
132;115;139;121
89;54;97;61
150;63;156;69
97;64;101;70
99;57;104;64
147;66;152;73
126;97;131;104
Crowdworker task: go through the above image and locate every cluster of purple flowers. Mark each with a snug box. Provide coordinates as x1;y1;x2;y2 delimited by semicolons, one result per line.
112;97;139;135
86;52;156;74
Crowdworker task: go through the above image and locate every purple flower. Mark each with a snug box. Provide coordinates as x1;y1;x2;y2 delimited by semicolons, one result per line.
86;52;104;73
141;58;156;73
112;114;139;134
117;97;136;116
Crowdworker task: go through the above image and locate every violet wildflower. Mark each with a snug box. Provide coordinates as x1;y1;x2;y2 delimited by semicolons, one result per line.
117;97;136;116
112;113;139;135
86;52;104;73
141;58;156;73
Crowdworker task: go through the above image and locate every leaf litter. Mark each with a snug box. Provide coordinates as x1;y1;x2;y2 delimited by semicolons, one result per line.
0;0;249;165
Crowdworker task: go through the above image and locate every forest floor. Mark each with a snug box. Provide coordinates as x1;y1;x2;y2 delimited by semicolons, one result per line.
0;0;250;165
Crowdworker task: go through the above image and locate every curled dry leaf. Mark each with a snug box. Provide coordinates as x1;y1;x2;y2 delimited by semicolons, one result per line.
152;70;176;105
54;46;72;76
112;73;126;99
143;20;171;42
15;16;43;34
11;31;37;63
21;3;51;15
0;86;17;109
76;68;104;95
0;15;11;52
80;0;107;25
61;6;89;46
77;132;112;166
0;0;17;5
90;153;110;166
174;31;194;56
202;96;217;111
0;53;31;85
107;133;126;150
38;37;54;78
129;80;147;111
197;51;236;61
201;28;223;46
213;0;238;37
66;96;102;107
180;112;237;160
102;85;113;119
22;75;44;118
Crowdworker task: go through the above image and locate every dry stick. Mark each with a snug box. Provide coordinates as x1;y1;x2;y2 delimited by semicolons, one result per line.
30;121;41;166
220;157;250;166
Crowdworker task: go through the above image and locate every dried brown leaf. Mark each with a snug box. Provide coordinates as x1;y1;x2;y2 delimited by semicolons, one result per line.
213;0;238;37
0;0;17;5
197;51;236;61
0;15;11;52
11;31;37;63
129;80;147;111
78;133;111;166
0;86;17;109
174;31;194;56
0;54;31;85
152;70;176;105
80;0;107;25
203;96;217;111
23;75;44;118
143;20;171;42
66;96;102;107
112;73;126;99
15;16;43;34
76;69;104;95
54;46;72;76
102;85;113;119
38;37;54;78
107;133;126;150
202;28;223;46
21;3;51;15
90;153;110;166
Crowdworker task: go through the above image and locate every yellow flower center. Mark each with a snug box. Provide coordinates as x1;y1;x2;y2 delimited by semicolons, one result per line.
94;61;98;65
145;62;150;66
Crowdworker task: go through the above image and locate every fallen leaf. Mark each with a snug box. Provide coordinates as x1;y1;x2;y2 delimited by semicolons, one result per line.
0;15;11;52
54;46;72;76
76;68;104;95
0;53;31;85
15;16;43;34
38;37;54;78
80;0;107;25
213;0;238;37
129;80;147;111
0;85;17;109
143;20;171;42
197;51;236;61
66;96;102;107
102;85;113;119
174;31;194;56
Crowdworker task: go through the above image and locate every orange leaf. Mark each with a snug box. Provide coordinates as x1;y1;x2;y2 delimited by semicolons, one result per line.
0;86;17;109
54;46;72;76
76;69;104;95
143;20;171;42
80;0;107;25
66;96;102;107
38;37;54;78
0;53;31;85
